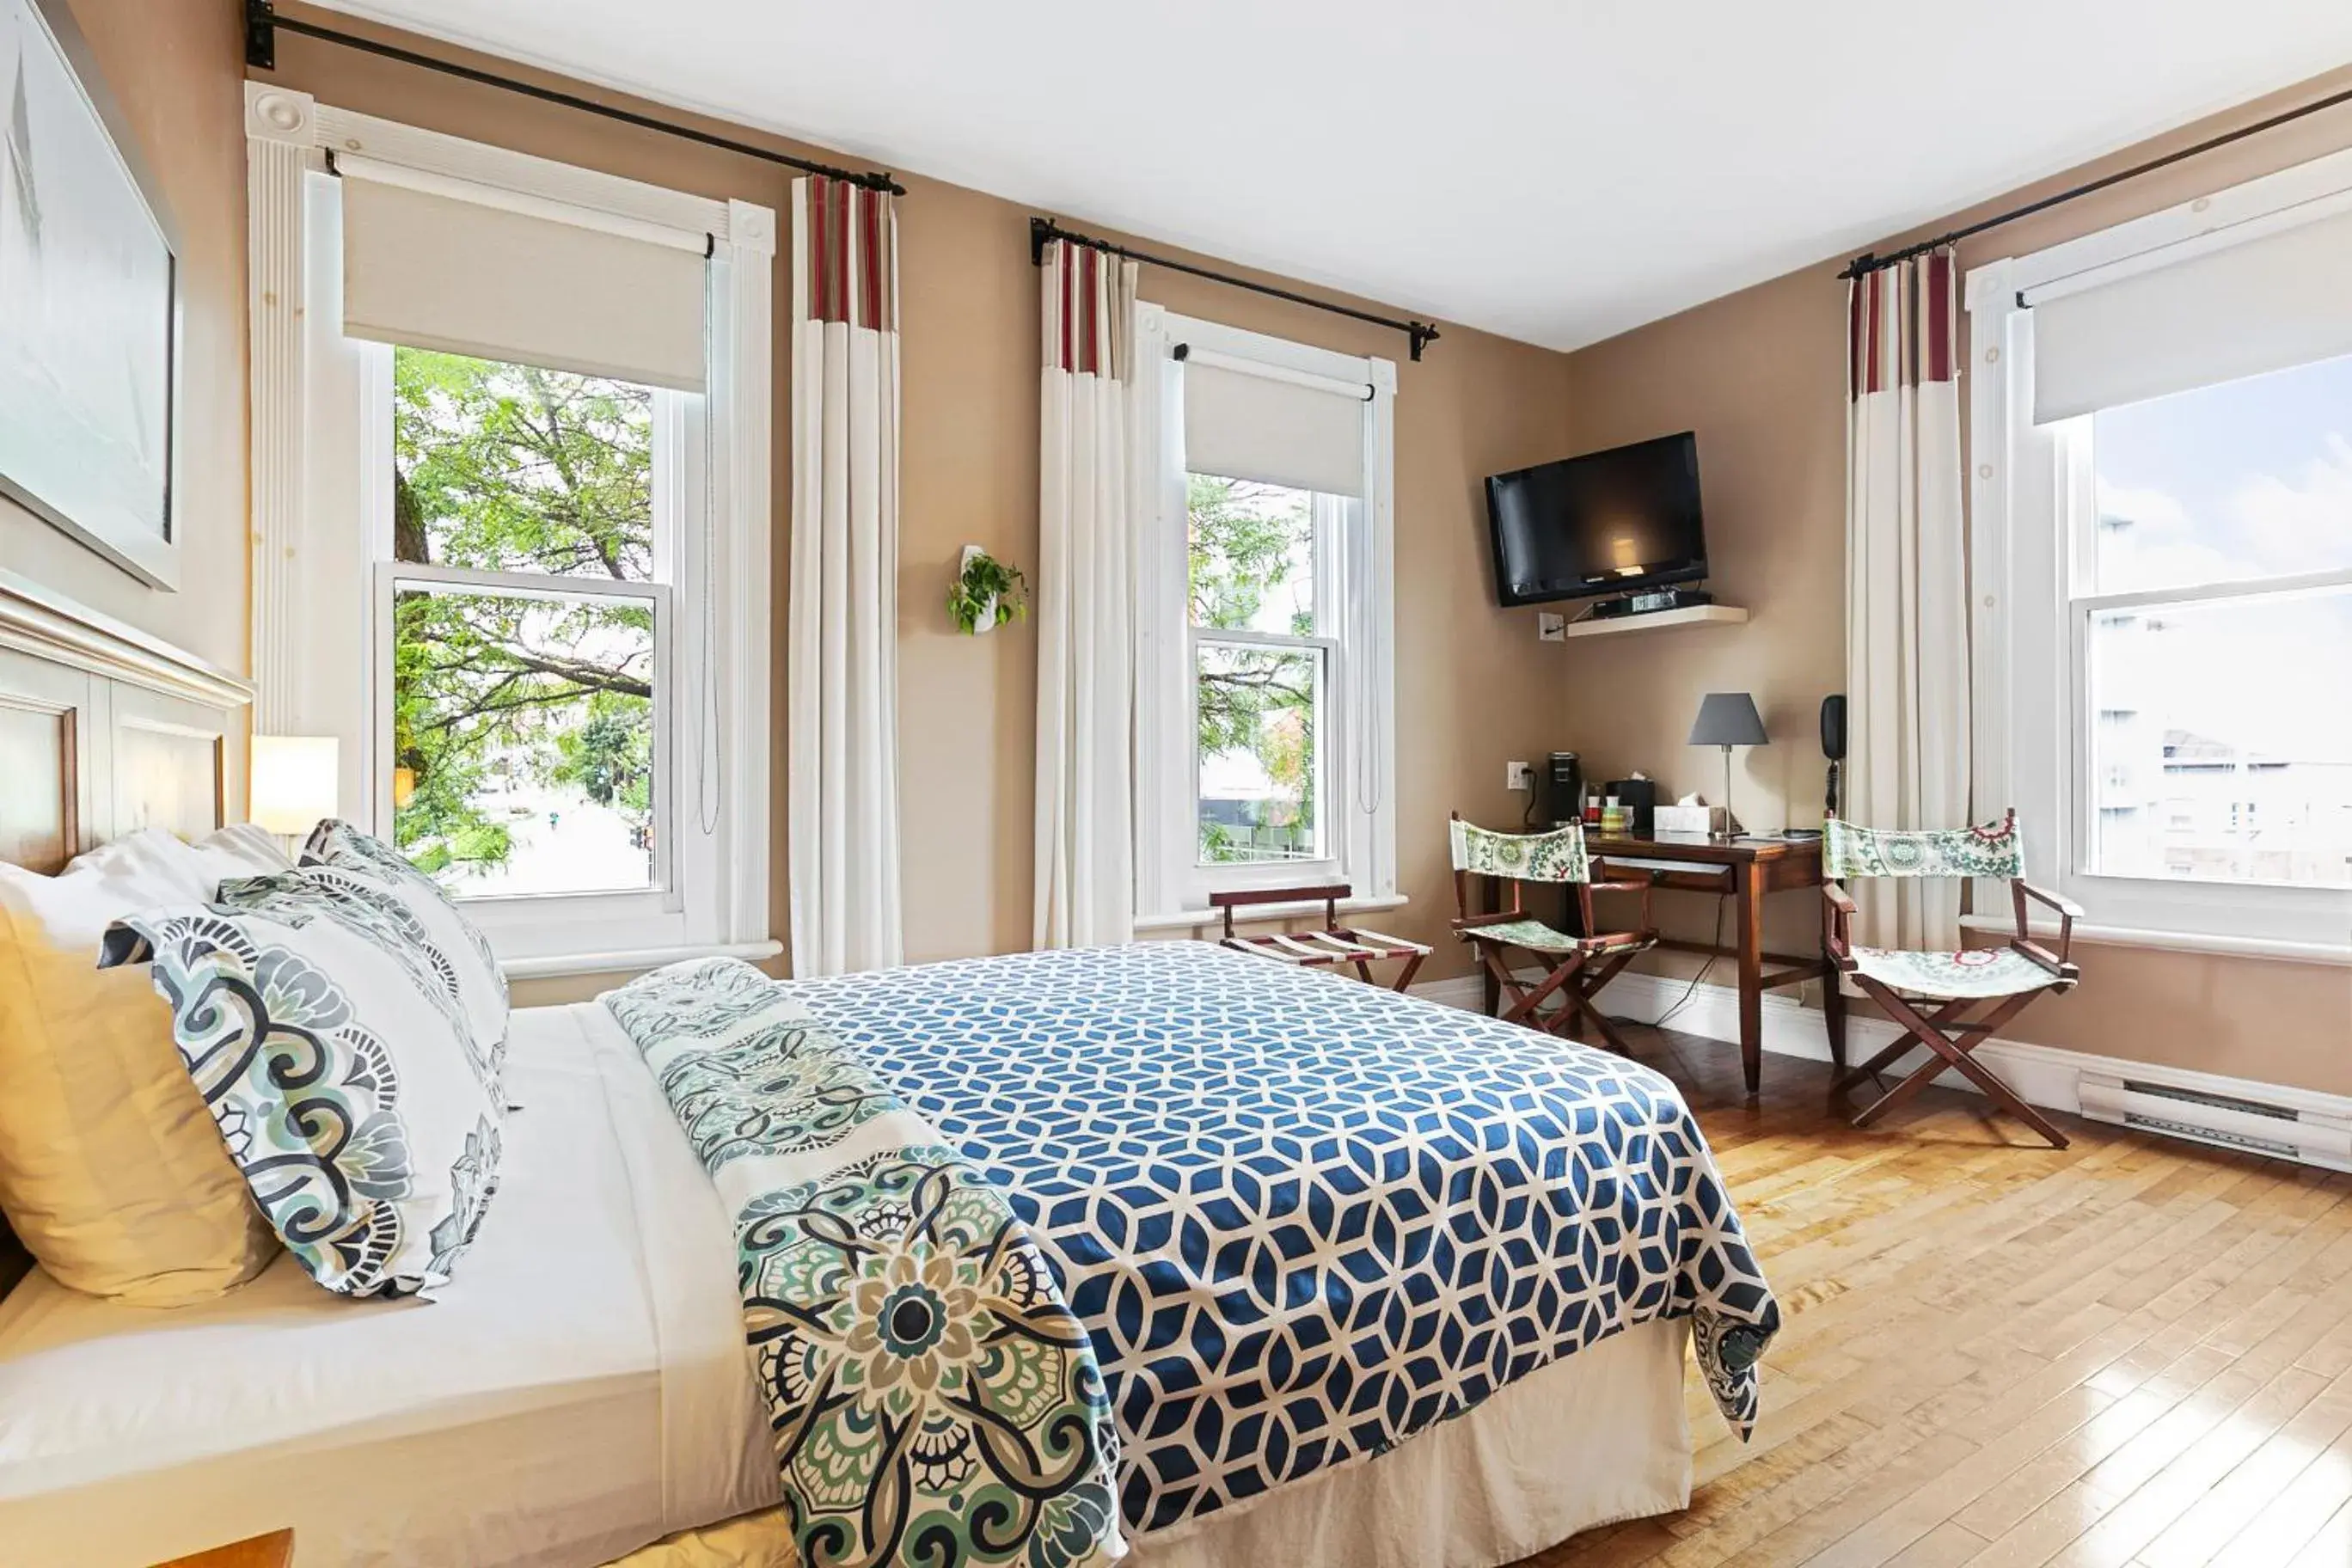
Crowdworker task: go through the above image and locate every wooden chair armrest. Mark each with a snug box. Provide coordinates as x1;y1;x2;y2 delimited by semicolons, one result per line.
1822;880;1856;961
2011;937;2072;978
1579;878;1655;942
2016;882;2084;922
1580;930;1647;954
2012;879;2079;965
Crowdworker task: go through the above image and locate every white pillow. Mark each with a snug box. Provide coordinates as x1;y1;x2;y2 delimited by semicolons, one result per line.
184;822;296;891
104;873;505;1300
300;820;509;1096
62;824;294;903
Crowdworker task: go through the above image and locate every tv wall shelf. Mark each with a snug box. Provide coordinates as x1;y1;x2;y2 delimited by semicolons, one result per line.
1561;604;1749;639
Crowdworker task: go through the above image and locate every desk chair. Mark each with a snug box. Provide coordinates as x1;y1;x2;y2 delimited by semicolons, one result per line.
1449;814;1657;1053
1822;810;2080;1148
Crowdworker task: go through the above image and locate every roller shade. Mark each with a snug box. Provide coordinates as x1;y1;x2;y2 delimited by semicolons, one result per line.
340;165;708;392
2031;205;2352;424
1182;359;1366;497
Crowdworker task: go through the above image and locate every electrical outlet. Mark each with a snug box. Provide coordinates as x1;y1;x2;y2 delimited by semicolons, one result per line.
1506;761;1534;791
1537;612;1565;642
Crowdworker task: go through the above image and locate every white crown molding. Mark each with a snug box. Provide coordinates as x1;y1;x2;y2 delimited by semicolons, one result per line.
0;570;252;708
726;197;776;257
244;82;314;146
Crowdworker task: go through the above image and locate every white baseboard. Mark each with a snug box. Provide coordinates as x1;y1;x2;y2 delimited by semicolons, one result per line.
1409;969;2352;1173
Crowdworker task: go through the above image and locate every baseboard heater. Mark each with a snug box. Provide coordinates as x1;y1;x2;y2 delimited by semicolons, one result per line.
2078;1071;2352;1172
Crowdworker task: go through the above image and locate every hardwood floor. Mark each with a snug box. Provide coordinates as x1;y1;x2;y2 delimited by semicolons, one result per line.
1512;1020;2352;1568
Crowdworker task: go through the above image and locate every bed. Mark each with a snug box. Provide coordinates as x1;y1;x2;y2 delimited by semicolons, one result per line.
0;578;1774;1567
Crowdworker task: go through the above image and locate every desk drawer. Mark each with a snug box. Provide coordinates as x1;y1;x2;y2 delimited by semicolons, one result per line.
1595;857;1736;895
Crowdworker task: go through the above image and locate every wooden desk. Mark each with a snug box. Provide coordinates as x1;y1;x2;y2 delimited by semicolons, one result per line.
1485;832;1842;1095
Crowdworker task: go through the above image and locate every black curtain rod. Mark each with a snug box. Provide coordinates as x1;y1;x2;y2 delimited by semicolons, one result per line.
243;0;905;196
1842;81;2352;280
1032;217;1440;361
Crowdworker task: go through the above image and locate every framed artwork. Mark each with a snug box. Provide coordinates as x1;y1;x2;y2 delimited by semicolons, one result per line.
0;0;179;588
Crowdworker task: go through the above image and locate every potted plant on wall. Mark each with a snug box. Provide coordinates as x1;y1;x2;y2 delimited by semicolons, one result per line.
948;545;1028;634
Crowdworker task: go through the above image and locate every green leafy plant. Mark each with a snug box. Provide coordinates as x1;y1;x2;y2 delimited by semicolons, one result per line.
948;548;1028;634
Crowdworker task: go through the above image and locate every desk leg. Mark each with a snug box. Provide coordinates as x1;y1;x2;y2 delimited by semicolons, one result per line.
1823;963;1848;1075
1735;863;1764;1096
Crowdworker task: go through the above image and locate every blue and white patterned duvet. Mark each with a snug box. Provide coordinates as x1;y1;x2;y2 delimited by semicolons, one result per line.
781;941;1778;1536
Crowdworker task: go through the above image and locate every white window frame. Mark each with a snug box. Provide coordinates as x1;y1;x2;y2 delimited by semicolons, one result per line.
1966;147;2352;963
1131;309;1399;925
244;85;775;976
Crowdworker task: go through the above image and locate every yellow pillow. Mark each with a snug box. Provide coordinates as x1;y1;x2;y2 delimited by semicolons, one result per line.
0;833;278;1303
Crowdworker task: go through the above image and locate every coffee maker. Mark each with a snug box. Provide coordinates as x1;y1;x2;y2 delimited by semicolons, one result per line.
1545;752;1583;827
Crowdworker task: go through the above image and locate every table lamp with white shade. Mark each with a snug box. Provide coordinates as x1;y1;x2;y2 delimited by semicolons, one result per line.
1687;693;1767;840
250;735;339;845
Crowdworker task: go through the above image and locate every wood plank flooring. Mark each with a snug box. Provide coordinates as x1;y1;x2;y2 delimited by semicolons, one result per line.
1510;1020;2352;1568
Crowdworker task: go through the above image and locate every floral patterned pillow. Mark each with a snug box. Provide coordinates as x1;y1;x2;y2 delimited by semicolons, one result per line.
101;874;504;1300
300;819;509;1097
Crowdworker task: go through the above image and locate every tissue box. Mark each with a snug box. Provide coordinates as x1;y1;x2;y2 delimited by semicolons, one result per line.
1653;804;1720;836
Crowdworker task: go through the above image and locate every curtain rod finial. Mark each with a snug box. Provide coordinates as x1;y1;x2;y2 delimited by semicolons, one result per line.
1409;323;1439;361
1030;216;1055;267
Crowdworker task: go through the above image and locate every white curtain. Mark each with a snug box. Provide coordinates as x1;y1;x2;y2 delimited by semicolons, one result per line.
1846;248;1969;951
787;176;903;976
1033;241;1141;948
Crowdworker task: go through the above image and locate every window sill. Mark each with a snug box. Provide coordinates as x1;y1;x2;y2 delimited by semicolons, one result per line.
1957;914;2351;967
499;939;782;982
1133;893;1407;934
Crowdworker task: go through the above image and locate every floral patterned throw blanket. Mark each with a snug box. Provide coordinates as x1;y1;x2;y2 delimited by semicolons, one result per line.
603;959;1124;1568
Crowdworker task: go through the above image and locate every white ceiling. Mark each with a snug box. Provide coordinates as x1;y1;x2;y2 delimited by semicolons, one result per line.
308;1;2352;351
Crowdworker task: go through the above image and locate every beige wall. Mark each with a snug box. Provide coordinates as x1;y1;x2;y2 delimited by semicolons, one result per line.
46;5;2342;1074
0;0;248;677
1558;71;2352;1093
258;6;1572;1004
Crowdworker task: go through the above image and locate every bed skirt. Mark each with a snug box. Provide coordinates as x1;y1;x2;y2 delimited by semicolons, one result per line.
610;1314;1693;1568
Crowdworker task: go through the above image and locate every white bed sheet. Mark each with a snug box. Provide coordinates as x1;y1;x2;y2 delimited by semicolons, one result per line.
0;1002;778;1568
0;995;1695;1568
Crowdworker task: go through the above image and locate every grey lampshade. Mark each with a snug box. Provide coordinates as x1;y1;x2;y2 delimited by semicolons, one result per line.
1689;692;1768;748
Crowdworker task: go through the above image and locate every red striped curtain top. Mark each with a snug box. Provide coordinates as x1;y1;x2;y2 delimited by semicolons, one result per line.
1041;237;1132;380
798;175;896;332
1849;248;1957;399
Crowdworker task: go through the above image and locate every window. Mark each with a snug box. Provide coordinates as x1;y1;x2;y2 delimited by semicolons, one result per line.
382;350;672;901
2073;364;2352;891
1970;155;2352;952
265;102;775;971
1189;475;1332;865
1134;312;1396;919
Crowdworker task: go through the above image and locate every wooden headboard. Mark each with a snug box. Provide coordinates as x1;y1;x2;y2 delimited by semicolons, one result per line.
0;568;253;1295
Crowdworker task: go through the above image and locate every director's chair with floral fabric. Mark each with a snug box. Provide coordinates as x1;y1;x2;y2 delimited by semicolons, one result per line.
1449;813;1658;1054
1822;809;2082;1148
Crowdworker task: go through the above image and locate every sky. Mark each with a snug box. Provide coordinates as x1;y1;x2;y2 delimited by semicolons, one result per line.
2091;352;2352;767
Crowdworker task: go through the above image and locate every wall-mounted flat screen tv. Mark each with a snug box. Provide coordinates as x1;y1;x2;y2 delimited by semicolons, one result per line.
1484;431;1707;606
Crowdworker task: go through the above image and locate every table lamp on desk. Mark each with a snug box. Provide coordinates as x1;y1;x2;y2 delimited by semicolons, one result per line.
1688;692;1767;840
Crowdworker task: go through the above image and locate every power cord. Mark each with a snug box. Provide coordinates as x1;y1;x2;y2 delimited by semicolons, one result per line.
1602;891;1728;1032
